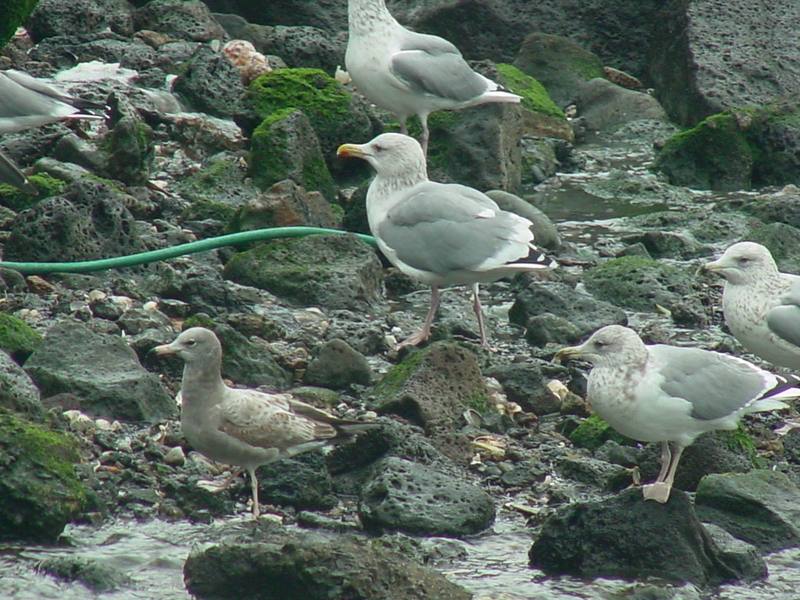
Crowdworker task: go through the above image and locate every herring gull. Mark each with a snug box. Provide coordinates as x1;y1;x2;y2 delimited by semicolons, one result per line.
338;132;553;349
345;0;520;153
702;241;800;370
154;327;377;519
0;69;105;192
555;325;797;503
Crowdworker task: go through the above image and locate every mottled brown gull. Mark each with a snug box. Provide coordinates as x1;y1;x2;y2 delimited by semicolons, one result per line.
154;327;377;519
555;325;797;503
345;0;520;153
338;132;553;349
703;241;800;370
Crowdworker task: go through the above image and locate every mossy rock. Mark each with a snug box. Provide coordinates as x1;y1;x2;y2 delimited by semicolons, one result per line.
246;68;374;172
0;0;38;47
181;196;237;225
568;414;633;451
0;408;90;541
0;312;42;361
175;154;256;209
0;173;68;212
744;222;800;274
583;255;698;312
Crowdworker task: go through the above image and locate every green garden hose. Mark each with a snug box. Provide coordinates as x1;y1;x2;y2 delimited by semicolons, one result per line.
0;227;377;275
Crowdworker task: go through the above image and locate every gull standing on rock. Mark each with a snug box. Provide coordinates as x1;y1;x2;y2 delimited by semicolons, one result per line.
703;241;800;370
555;325;797;503
338;132;553;349
154;327;378;519
345;0;521;154
0;69;105;193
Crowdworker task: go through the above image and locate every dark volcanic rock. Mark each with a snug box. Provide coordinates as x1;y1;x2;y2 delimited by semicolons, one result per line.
134;0;226;42
183;522;471;600
38;555;130;592
695;470;800;552
574;78;668;133
28;0;134;41
529;488;763;587
359;457;495;536
228;179;339;231
173;45;246;119
256;452;336;510
304;339;372;389
24;320;176;422
0;350;43;418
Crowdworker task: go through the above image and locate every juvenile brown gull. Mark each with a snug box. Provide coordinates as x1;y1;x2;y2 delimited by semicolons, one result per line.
345;0;520;153
338;132;553;349
702;241;800;370
555;325;797;503
154;327;377;519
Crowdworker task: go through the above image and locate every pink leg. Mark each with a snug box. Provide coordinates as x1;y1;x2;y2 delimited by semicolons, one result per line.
643;444;684;503
655;441;672;482
472;283;489;348
419;114;429;155
248;467;260;519
397;285;440;349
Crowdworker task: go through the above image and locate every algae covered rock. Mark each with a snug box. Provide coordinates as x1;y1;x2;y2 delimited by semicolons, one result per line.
304;338;372;389
0;350;42;417
104;115;154;186
223;234;383;311
0;409;89;541
0;312;42;362
0;173;67;213
744;222;800;274
0;0;39;46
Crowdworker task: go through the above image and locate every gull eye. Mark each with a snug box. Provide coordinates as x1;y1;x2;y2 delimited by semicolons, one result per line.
594;340;607;348
373;144;383;153
736;257;750;265
185;339;197;347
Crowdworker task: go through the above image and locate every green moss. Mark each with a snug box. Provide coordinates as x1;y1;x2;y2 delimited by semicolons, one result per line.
0;312;42;361
372;349;427;399
718;424;759;465
183;314;216;330
569;414;633;451
0;173;67;212
466;391;491;415
181;197;237;224
0;0;38;47
496;63;564;119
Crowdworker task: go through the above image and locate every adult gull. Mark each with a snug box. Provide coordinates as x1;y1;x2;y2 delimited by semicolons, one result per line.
703;241;800;370
338;132;553;349
154;327;377;519
345;0;520;153
0;69;104;192
555;325;797;503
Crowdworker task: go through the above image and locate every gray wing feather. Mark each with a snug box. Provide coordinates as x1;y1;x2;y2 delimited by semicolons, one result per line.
766;277;800;348
378;182;531;274
390;32;487;102
650;345;769;421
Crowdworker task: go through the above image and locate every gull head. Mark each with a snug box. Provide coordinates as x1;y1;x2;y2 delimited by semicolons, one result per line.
337;133;427;180
153;327;222;364
555;325;647;368
702;241;778;285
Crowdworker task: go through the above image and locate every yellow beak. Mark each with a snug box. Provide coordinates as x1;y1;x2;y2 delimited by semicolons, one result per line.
337;143;366;158
152;343;177;356
553;345;584;364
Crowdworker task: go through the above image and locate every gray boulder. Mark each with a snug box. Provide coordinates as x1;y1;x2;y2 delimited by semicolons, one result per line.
28;0;134;40
24;320;176;422
695;470;800;552
359;457;495;536
228;179;339;231
574;78;668;132
304;339;372;389
485;189;561;251
256;452;336;510
173;45;246;119
133;0;227;42
0;350;43;418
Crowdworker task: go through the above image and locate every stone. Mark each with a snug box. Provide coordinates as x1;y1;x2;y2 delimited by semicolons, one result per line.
104;115;154;186
359;457;495;536
24;320;176;422
38;556;130;592
372;342;488;463
246;24;344;74
173;45;247;119
702;523;767;582
524;313;583;347
620;231;705;260
0;409;90;542
0;350;43;418
28;0;134;41
223;234;384;311
256;452;336;510
133;0;226;42
248;108;335;199
228;179;339;231
556;454;632;492
529;488;763;587
304;339;372;389
695;470;800;552
175;153;255;211
0;0;38;47
513;32;604;107
0;313;42;362
509;281;627;341
574;78;668;132
485;362;561;416
183;522;471;600
485;189;561;251
745;222;800;274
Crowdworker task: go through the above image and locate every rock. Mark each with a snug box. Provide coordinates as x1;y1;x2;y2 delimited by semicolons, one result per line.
745;222;800;274
583;255;703;313
485;189;561;251
372;342;488;463
256;452;336;510
27;33;159;72
228;179;339;231
574;78;668;132
223;234;384;311
359;457;495;536
28;0;134;41
133;0;226;42
183;522;471;600
485;362;561;416
104;115;155;186
523;313;583;347
0;350;42;417
175;153;255;211
695;470;800;552
248;108;335;198
0;313;42;362
702;523;767;582
513;32;604;107
241;24;344;74
38;556;130;592
509;281;627;342
620;231;705;260
529;488;762;587
556;454;632;492
304;339;372;389
737;188;800;229
0;409;90;542
4;177;146;262
173;45;247;119
0;0;38;46
568;415;632;451
649;1;800;125
24;320;176;422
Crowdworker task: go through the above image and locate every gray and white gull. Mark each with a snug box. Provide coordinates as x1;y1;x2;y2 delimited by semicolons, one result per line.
154;327;377;519
338;132;553;349
703;241;800;370
555;325;797;503
345;0;520;153
0;69;104;192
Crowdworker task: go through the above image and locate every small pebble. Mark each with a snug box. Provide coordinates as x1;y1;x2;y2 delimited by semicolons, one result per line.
163;446;186;466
